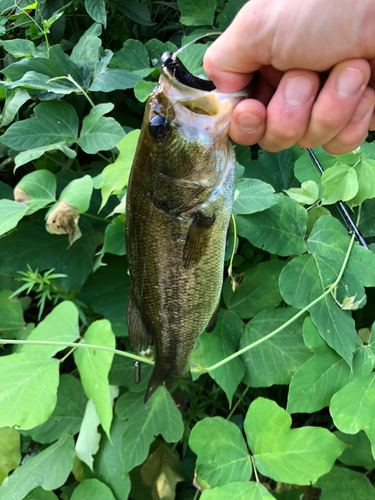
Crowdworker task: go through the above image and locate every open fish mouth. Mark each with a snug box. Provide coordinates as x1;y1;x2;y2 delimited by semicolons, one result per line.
161;52;216;91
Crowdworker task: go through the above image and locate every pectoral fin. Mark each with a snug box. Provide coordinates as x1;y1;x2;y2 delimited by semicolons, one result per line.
205;301;220;333
127;287;152;351
183;212;216;269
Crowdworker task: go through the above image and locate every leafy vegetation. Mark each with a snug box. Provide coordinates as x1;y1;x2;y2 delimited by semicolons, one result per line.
0;0;374;499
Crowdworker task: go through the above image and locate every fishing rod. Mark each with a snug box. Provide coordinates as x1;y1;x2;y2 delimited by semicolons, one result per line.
306;148;369;249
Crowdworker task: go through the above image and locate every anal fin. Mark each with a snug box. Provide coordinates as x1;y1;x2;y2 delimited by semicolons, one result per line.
183;211;216;269
127;287;151;351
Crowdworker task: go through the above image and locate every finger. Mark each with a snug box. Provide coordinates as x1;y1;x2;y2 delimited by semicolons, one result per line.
228;98;267;146
256;70;320;152
298;59;371;148
322;86;375;154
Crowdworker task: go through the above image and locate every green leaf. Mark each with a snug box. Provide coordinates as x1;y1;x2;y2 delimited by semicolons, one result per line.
0;39;39;58
330;373;375;459
0;88;30;127
112;0;154;26
240;308;311;388
90;67;141;92
314;466;375;500
110;39;150;74
236;194;307;256
26;374;87;444
116;387;183;473
255;147;302;192
0;290;25;339
0;436;75;500
359;198;375;237
287;317;373;414
58;175;93;213
294;148;335;197
24;489;58;500
218;0;248;29
335;431;375;470
102;215;126;256
77;104;125;154
71;478;115;500
109;354;153;393
0;353;59;430
223;260;286;319
71;23;103;75
306;206;331;234
14;143;77;170
75;399;102;471
0;100;79;151
134;80;156;102
177;0;216;26
85;0;107;27
178;43;209;76
0;427;21;484
233;179;279;215
101;130;140;209
244;398;346;485
74;320;116;438
0;200;28;236
348;158;375;207
321;163;358;205
15;170;56;213
189;417;252;488
20;301;79;358
284;180;319;205
145;39;178;67
199;310;245;405
201;482;275;500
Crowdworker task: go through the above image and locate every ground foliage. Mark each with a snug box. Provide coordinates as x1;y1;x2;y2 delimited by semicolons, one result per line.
0;0;374;499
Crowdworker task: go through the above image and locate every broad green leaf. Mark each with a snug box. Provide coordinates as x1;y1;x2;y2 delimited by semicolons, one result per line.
218;0;248;29
0;200;28;236
145;39;178;67
58;175;93;213
189;417;252;488
0;353;59;430
0;88;30;127
87;416;131;500
78;255;130;336
110;39;150;74
74;320;116;438
0;436;75;500
284;180;319;205
330;373;375;458
359;197;375;237
199;309;245;405
0;71;78;94
201;482;275;500
24;489;58;500
287;317;373;414
14;143;77;170
15;170;56;212
26;374;87;444
90;67;141;92
109;354;153;393
134;80;156;102
347;158;375;207
71;23;102;75
0;101;79;151
294;148;335;197
240;308;311;388
306;206;331;234
321;163;358;205
244;398;346;485
178;43;209;76
111;0;154;26
0;290;24;339
223;260;286;319
101;130;140;209
0;427;21;484
77;104;125;154
116;387;183;473
85;0;107;27
233;179;279;215
0;219;95;292
314;466;375;499
0;39;38;58
335;431;375;470
255;147;302;192
102;215;126;256
75;399;101;471
71;478;115;500
178;0;216;26
20;301;79;358
236;194;307;256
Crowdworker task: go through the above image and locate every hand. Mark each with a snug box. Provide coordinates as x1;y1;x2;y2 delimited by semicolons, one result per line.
203;0;375;154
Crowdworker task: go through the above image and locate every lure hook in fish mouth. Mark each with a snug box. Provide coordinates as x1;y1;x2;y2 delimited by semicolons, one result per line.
161;52;216;92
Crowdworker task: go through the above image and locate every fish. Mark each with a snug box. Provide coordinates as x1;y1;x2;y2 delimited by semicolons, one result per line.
125;52;251;403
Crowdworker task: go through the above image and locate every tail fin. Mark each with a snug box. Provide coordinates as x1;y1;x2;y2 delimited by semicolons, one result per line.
144;370;163;403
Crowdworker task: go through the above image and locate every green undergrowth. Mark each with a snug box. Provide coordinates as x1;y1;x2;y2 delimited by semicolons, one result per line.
0;1;374;499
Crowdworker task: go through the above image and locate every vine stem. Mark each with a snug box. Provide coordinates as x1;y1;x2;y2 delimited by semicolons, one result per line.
0;227;357;371
46;75;95;108
227;385;250;420
251;455;260;483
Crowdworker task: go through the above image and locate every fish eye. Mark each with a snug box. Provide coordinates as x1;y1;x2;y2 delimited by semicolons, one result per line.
149;115;170;140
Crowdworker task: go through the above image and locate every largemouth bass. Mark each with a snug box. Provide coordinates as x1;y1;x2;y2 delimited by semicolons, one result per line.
125;52;250;403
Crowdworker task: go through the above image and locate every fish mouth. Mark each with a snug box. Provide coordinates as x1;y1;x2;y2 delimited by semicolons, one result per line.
161;52;216;92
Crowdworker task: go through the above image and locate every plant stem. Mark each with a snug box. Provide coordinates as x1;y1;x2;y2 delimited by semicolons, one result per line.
59;346;76;363
227;385;250;420
193;489;200;500
46;75;95;107
81;213;110;223
35;0;50;52
251;455;260;483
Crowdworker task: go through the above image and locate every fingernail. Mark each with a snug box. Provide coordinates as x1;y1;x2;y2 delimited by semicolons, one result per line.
336;69;366;99
352;97;372;122
237;113;262;134
283;77;314;106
